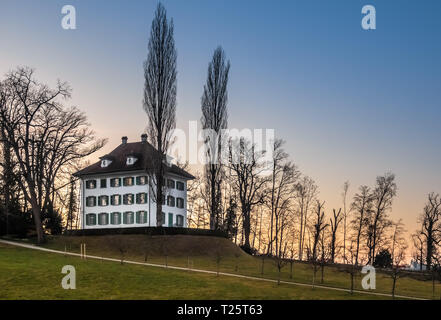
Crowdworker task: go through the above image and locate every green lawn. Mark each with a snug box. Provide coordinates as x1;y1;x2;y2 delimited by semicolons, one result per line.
33;235;440;300
0;242;385;300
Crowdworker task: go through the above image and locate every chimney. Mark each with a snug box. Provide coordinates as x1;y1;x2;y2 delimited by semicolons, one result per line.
121;136;128;144
141;134;147;143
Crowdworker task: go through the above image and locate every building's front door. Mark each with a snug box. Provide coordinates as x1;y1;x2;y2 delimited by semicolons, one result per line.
168;213;173;227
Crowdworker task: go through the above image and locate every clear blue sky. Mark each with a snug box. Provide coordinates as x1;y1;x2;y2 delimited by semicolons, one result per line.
1;0;440;232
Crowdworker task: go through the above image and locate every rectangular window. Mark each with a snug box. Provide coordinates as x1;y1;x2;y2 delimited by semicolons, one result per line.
110;194;121;206
136;211;148;224
167;196;175;207
177;198;184;209
110;178;121;187
167;179;175;189
136;176;147;185
98;213;109;225
176;215;184;227
110;212;121;225
123;194;134;205
98;195;109;206
136;193;148;204
176;181;185;191
100;179;107;188
86;214;96;226
123;177;135;186
168;213;174;227
86;180;96;189
161;212;166;225
123;211;134;224
86;196;96;207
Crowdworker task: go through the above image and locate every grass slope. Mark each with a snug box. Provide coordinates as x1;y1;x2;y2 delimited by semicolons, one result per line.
36;235;440;300
0;242;382;300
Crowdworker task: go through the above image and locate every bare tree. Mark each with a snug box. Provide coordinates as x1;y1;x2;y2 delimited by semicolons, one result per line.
0;123;17;235
273;243;288;285
311;200;327;262
201;46;230;230
390;219;407;299
227;138;269;251
266;139;299;256
65;177;78;231
350;185;374;265
329;208;342;263
368;173;397;263
310;200;327;286
411;231;425;271
0;67;105;243
344;239;358;294
419;192;441;270
295;176;318;260
315;224;327;284
342;181;350;263
143;3;177;226
186;172;210;229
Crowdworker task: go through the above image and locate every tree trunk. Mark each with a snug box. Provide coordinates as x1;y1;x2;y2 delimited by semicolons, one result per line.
31;202;44;244
243;211;251;250
392;274;397;299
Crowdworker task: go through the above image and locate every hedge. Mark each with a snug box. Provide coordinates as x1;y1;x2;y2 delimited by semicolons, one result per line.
64;226;227;238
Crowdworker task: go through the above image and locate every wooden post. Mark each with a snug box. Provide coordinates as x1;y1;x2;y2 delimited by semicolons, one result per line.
80;243;86;260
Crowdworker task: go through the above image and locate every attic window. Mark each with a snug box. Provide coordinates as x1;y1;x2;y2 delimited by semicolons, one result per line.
126;156;137;166
101;159;112;168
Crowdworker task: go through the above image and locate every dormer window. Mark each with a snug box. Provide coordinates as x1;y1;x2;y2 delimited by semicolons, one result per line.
126;156;137;166
101;159;112;168
164;155;173;167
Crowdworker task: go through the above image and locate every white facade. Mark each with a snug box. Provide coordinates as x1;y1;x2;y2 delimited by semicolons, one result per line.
80;171;188;229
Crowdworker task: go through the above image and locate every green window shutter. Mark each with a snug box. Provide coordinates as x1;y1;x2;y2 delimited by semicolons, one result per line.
136;211;147;224
110;213;114;224
168;213;173;227
123;212;127;224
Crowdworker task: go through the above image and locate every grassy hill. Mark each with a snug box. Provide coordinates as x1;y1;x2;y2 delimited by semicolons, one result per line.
0;241;381;300
1;234;439;299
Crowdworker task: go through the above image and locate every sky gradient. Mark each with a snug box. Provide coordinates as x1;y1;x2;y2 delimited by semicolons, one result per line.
1;0;441;235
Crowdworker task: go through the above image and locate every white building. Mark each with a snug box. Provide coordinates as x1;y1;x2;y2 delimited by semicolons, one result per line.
406;260;427;271
73;135;194;229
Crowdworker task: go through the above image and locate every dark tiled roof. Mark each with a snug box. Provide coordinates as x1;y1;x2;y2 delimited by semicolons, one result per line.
73;141;195;180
